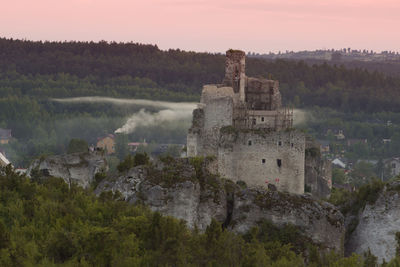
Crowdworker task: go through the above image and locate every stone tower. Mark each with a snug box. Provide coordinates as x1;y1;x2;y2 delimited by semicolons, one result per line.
223;49;246;101
187;49;305;194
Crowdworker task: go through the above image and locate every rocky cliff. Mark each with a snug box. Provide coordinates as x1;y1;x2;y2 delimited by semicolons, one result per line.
95;157;344;252
346;181;400;263
28;151;107;188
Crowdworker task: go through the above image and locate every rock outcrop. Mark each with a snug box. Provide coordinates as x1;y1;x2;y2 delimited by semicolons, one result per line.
304;139;332;199
346;181;400;263
28;151;107;188
230;188;343;251
95;158;344;252
95;158;227;230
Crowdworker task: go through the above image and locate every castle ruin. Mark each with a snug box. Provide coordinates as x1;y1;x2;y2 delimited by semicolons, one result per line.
187;49;305;194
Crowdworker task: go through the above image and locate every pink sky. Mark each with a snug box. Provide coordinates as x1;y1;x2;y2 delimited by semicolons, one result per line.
1;0;399;53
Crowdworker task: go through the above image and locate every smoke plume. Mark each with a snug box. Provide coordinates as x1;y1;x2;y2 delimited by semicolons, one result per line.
52;97;311;134
293;109;308;126
114;108;193;134
52;97;197;134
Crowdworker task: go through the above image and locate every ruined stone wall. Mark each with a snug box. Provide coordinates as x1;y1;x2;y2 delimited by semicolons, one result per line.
270;81;282;110
188;94;234;157
187;133;200;157
187;49;304;195
203;97;233;131
305;154;332;198
187;108;204;157
223;50;246;101
304;138;332;198
201;85;235;104
245;78;282;111
218;130;305;194
201;97;234;156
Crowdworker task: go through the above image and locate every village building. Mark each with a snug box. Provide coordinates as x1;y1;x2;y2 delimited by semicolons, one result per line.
317;140;330;154
332;158;346;169
384;157;400;178
382;138;391;144
0;128;12;144
334;130;345;140
96;134;115;154
128;142;148;152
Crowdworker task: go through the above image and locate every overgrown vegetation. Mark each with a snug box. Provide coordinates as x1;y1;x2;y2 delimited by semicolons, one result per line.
117;152;150;173
67;138;89;154
305;147;321;158
329;179;385;215
0;165;380;266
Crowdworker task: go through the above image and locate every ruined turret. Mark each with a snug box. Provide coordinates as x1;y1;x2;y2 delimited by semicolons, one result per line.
223;49;246;101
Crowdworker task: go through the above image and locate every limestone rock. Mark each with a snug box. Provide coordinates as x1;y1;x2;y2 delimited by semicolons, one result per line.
28;151;107;188
346;183;400;263
95;163;227;231
230;189;344;251
95;159;344;251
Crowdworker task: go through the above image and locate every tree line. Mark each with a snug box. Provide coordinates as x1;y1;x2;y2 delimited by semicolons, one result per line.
2;38;400;112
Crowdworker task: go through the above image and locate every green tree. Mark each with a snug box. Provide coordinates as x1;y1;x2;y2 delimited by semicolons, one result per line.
332;168;346;185
67;138;88;154
117;154;135;173
115;134;129;161
134;152;149;166
350;161;377;186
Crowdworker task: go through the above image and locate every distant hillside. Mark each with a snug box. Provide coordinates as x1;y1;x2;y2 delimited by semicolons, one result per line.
2;38;400;112
252;49;400;62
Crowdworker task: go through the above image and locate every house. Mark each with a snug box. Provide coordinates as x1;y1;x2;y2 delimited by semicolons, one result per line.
96;134;115;154
317;140;330;153
0;128;12;144
384;157;400;177
0;152;10;167
334;130;345;140
128;142;148;152
382;139;391;144
332;158;346;169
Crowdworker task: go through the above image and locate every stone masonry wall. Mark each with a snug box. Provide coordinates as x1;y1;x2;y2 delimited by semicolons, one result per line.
200;97;234;156
223;50;246;101
218;130;305;194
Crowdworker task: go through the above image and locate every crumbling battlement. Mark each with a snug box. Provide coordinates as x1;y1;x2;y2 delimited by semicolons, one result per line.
223;49;246;99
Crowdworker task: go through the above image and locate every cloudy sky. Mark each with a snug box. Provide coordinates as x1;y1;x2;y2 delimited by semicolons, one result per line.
2;0;399;53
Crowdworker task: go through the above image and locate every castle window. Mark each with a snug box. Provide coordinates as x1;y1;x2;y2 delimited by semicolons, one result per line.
277;159;282;168
252;118;256;125
262;159;266;164
291;143;294;148
278;141;282;146
261;117;265;122
248;140;252;146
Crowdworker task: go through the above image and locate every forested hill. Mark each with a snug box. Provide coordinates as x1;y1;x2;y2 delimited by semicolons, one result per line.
2;38;400;112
